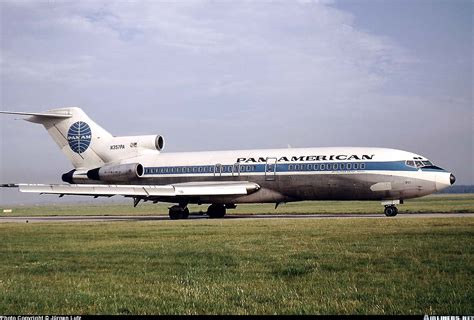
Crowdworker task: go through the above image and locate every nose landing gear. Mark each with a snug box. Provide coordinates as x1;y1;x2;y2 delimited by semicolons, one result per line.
384;205;398;217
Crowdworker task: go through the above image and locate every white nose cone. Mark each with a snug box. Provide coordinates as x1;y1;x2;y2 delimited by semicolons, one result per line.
435;172;454;191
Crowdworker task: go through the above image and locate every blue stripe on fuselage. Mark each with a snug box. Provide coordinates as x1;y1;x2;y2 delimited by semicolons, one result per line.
142;161;447;175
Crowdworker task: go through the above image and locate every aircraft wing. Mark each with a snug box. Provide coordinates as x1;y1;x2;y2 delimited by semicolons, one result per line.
1;181;260;198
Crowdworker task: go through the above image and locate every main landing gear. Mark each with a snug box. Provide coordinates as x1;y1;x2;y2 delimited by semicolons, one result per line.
169;205;189;220
384;205;398;217
168;204;228;220
207;204;226;219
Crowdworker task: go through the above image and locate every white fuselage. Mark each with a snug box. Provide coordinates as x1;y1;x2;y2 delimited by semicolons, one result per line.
97;146;453;204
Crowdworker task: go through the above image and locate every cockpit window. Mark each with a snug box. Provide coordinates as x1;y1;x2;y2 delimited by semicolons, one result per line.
406;159;435;168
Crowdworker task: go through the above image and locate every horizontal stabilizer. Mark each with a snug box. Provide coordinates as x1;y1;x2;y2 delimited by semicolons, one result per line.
1;184;19;188
5;181;261;198
0;111;72;119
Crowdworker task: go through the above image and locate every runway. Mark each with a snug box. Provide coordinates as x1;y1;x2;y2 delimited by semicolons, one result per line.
0;213;472;223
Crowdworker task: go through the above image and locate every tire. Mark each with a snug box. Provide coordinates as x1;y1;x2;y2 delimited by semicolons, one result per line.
182;207;189;219
207;204;226;219
384;206;398;217
169;205;188;220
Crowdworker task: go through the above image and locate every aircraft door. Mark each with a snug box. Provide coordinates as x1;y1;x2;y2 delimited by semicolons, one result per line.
232;163;240;177
214;164;222;177
265;157;277;181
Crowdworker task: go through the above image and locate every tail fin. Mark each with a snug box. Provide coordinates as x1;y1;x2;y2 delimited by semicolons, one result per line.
1;107;113;169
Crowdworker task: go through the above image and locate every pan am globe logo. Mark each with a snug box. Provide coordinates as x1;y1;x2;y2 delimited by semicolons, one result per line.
67;121;92;154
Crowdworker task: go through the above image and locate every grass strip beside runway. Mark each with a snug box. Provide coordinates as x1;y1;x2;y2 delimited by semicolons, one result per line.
0;217;472;314
1;194;474;217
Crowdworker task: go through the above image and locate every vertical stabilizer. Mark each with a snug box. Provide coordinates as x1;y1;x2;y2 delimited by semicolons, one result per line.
1;107;113;169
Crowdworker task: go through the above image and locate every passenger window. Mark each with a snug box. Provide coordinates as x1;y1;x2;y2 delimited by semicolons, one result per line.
314;164;318;170
347;163;351;170
308;164;313;170
333;164;338;170
320;164;325;170
340;163;345;170
353;163;358;170
360;163;366;169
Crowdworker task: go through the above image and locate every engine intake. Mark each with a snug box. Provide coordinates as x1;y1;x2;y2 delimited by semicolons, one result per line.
87;163;144;183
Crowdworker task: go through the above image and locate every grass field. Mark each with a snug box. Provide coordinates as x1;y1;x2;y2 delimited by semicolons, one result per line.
0;217;473;314
1;193;473;216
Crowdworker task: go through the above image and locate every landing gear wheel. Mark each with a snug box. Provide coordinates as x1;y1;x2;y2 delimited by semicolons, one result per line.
384;205;398;217
207;204;226;219
169;206;189;220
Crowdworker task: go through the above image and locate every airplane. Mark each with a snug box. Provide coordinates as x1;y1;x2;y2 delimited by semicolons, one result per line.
0;107;456;219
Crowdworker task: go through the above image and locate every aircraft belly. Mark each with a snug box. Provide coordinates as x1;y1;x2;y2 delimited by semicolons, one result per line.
135;173;369;202
365;173;436;200
132;171;436;203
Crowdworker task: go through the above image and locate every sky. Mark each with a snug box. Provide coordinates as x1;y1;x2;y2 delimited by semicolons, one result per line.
0;0;472;205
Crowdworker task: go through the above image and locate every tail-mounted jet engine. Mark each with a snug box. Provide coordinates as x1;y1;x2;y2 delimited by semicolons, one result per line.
87;163;144;183
109;135;164;152
62;163;144;184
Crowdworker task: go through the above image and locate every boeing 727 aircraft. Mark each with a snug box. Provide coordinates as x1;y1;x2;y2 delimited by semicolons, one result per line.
0;107;455;219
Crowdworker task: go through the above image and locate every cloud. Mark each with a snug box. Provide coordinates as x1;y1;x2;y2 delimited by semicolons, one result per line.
1;1;408;91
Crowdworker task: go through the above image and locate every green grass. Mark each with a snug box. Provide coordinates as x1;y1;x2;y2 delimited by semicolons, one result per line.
0;217;472;314
1;193;473;216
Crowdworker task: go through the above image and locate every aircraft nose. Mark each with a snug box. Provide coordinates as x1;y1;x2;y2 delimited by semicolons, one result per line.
450;174;456;185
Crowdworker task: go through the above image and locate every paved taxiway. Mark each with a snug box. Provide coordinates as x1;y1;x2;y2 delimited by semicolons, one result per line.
0;213;472;223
